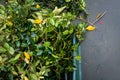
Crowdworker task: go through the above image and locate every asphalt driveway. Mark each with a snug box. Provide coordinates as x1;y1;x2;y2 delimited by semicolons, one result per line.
82;0;120;80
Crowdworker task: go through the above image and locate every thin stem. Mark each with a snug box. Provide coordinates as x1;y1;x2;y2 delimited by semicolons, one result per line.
91;11;107;25
78;10;107;26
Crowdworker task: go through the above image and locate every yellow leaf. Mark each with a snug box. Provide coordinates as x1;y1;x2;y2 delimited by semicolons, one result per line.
6;21;13;27
24;52;30;60
7;15;12;19
36;4;40;9
34;19;42;24
86;25;96;31
24;58;30;64
24;76;28;80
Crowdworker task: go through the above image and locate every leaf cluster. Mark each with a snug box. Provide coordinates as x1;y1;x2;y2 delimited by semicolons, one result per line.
0;0;87;80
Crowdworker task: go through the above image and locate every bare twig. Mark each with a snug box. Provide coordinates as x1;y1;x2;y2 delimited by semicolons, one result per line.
79;10;107;26
91;11;107;25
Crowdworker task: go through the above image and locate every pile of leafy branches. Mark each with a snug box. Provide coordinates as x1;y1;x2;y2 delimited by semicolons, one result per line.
35;0;86;15
0;0;87;80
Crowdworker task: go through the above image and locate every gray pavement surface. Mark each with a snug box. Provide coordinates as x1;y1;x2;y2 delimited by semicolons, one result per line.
82;0;120;80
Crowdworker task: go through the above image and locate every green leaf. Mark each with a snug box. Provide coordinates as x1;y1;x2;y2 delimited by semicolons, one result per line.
45;61;50;65
0;56;2;62
35;60;40;66
15;41;20;47
21;43;28;47
75;56;81;60
31;28;37;31
44;68;50;76
72;44;79;51
69;28;73;34
8;58;16;63
4;42;10;50
49;47;53;51
36;50;43;55
50;18;55;25
9;53;21;63
0;35;4;42
63;30;69;35
0;9;5;14
52;54;59;58
14;53;21;60
0;4;5;11
43;42;50;47
0;46;7;53
30;74;38;80
9;47;14;55
65;0;71;2
47;26;55;32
